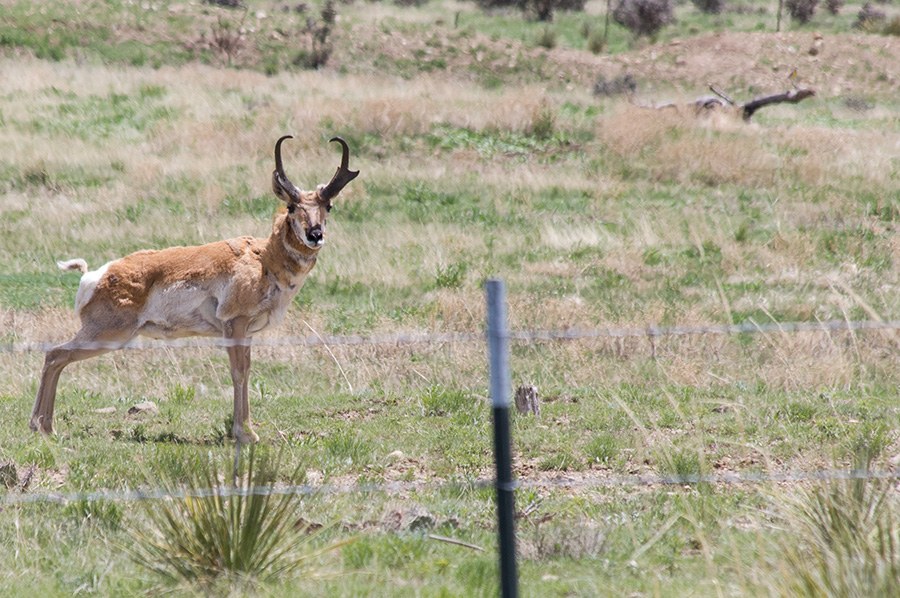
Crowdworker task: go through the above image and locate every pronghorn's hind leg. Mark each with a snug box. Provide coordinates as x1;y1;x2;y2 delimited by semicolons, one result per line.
30;325;135;435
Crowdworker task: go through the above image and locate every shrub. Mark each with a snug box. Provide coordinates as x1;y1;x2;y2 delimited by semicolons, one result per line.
691;0;725;15
785;0;818;23
294;0;336;69
209;15;245;66
587;29;606;54
535;25;557;49
884;16;900;35
825;0;843;15
474;0;586;21
855;3;886;30
556;0;587;9
529;100;556;139
532;0;586;19
612;0;675;38
593;73;636;96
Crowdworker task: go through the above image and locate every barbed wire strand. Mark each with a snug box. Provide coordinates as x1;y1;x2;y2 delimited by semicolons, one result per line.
4;318;900;506
3;318;900;354
2;468;899;507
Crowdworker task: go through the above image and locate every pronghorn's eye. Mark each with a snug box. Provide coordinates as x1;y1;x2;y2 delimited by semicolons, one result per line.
326;204;333;213
287;204;295;214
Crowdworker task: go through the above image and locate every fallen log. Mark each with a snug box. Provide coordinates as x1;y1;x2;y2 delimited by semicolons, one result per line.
740;88;816;121
697;84;816;121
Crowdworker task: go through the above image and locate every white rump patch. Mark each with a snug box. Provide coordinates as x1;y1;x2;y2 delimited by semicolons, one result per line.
74;262;112;316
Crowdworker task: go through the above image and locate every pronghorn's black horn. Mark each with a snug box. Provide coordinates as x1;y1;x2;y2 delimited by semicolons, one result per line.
272;135;301;202
318;137;360;202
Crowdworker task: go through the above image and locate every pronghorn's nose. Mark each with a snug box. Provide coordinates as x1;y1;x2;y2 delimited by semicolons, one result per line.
307;225;323;245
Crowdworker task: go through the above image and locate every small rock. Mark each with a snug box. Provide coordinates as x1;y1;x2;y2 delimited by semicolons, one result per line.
386;450;405;462
94;406;117;414
306;469;324;485
127;401;159;416
295;517;324;532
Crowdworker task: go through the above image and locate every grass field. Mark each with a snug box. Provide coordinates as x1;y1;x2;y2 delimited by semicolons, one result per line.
2;0;900;595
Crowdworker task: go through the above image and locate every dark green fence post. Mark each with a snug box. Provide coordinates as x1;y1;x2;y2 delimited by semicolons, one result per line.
486;279;518;598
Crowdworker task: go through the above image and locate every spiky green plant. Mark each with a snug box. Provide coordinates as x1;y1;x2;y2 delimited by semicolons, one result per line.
768;474;900;597
127;447;343;586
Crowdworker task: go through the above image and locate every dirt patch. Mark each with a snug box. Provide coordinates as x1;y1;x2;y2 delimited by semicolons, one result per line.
589;31;900;99
343;26;900;100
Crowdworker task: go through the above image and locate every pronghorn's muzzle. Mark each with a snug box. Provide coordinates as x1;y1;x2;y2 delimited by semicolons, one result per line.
306;225;324;246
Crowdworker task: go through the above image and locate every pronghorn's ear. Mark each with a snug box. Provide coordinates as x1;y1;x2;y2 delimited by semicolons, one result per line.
272;135;301;204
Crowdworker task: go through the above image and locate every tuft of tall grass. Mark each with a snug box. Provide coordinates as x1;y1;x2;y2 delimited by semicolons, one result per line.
126;447;345;587
767;475;900;598
764;432;900;597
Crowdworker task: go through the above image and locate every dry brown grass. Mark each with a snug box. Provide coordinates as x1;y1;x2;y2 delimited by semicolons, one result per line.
3;47;900;413
597;103;900;196
6;302;896;402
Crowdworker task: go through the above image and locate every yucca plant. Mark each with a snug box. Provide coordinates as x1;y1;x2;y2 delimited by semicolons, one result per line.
127;447;342;586
767;436;900;598
769;476;900;598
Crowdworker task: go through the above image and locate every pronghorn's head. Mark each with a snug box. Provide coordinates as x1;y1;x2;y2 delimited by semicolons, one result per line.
272;135;359;250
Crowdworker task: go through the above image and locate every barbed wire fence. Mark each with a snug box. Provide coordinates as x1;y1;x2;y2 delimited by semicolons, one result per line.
7;291;900;593
4;317;900;354
3;468;900;507
2;314;900;508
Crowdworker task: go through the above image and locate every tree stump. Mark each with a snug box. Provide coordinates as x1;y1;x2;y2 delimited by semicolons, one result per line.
514;385;541;417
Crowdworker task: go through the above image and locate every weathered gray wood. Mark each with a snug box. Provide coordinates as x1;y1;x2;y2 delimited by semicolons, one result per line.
687;86;816;121
514;385;541;417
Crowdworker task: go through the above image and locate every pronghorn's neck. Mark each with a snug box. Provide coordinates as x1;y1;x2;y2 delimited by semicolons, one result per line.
263;211;319;289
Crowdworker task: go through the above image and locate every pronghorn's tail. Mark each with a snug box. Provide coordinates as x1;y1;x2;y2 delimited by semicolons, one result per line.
57;259;89;274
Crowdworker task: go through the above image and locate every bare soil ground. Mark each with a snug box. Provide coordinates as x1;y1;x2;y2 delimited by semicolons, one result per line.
341;24;900;100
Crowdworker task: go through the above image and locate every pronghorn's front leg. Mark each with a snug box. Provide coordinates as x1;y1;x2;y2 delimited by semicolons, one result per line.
225;316;258;444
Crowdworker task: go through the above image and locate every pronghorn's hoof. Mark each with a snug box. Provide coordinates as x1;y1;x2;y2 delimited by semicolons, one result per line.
29;416;55;435
234;426;260;445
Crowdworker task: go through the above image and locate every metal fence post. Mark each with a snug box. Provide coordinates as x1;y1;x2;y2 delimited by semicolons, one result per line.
486;279;518;598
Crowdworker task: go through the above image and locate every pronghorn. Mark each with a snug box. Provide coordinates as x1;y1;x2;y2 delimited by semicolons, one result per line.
30;136;359;443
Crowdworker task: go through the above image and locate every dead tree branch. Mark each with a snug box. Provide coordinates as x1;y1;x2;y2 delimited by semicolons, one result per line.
708;84;736;106
686;86;816;121
740;88;816;121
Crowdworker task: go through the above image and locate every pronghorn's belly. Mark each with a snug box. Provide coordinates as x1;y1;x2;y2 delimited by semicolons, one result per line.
135;276;304;339
136;280;226;339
